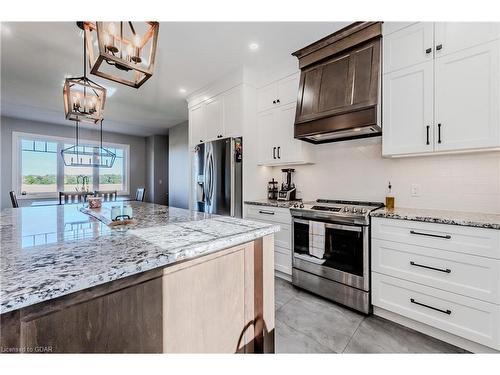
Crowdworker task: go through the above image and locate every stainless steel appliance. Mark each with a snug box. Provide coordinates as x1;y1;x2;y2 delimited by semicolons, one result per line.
192;137;242;217
290;199;384;314
277;168;296;201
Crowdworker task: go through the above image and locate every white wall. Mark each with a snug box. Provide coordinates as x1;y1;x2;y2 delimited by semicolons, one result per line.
168;121;189;209
271;137;500;214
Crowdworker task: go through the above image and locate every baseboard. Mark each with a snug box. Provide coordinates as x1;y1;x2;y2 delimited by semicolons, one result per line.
373;306;499;353
275;270;291;282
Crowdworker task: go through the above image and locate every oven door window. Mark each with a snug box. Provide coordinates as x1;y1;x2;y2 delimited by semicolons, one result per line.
324;224;364;276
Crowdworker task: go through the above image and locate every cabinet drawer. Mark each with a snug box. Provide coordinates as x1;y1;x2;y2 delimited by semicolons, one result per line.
372;273;500;350
371;218;500;259
245;205;291;225
274;224;291;249
372;239;500;303
275;247;292;275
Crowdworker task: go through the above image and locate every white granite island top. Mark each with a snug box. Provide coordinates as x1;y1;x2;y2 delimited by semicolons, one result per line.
0;201;279;314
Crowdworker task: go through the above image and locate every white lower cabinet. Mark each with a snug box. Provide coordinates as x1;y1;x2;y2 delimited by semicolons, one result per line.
244;204;292;278
371;217;500;351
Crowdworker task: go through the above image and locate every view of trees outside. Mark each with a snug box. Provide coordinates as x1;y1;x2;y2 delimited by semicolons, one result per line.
20;139;126;194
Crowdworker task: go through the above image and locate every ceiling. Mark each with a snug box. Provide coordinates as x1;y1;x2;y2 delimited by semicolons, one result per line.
1;22;349;136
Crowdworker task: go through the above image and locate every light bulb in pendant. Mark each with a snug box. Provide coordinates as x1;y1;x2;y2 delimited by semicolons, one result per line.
108;22;116;35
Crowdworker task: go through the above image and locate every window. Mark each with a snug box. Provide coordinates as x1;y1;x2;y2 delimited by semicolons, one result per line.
13;132;130;198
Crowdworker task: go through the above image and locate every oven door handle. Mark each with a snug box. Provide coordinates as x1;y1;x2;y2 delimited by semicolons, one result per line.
293;218;310;225
324;223;363;232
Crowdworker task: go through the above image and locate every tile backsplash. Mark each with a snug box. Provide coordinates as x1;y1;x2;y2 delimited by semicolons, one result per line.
271;138;500;214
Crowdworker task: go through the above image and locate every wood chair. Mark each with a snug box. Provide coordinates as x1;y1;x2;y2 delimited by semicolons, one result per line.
9;191;19;208
135;187;146;202
59;191;91;205
94;190;117;202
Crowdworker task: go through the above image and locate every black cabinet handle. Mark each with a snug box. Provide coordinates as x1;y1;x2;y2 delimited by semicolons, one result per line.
410;298;451;315
410;230;451;239
436;44;443;51
410;261;451;274
273;147;276;159
199;139;203;143
276;99;280;103
259;210;275;215
272;100;276;104
277;146;281;159
425;47;432;54
438;123;442;144
426;125;430;145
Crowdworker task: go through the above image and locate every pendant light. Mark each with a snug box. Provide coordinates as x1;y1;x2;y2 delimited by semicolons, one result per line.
82;21;159;89
61;119;116;168
63;23;107;124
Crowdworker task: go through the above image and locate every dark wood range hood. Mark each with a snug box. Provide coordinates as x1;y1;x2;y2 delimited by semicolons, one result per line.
292;22;382;144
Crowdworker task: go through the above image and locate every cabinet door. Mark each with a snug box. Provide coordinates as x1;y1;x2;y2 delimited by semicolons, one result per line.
435;41;500;152
223;85;243;137
435;22;500;58
189;104;206;147
382;61;434;156
276;103;302;163
257;110;278;164
277;73;299;106
257;82;278;112
204;96;224;141
383;22;434;74
295;64;323;122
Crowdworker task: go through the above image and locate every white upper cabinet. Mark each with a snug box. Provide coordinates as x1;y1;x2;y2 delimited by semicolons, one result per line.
435;22;500;57
435;41;500;151
383;61;434;155
257;109;277;164
257;73;300;112
204;96;224;141
189;104;206;147
383;22;434;74
382;22;500;157
188;84;245;147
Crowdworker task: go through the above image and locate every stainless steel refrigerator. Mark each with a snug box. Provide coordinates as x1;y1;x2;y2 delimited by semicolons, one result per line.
192;137;242;217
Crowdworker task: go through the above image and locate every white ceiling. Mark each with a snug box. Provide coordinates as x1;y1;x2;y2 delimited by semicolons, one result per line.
1;22;349;136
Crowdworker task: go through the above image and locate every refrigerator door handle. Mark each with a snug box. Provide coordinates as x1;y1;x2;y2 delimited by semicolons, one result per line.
209;152;215;204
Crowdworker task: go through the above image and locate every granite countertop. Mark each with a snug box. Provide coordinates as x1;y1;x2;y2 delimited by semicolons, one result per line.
0;201;279;314
244;199;302;209
370;207;500;230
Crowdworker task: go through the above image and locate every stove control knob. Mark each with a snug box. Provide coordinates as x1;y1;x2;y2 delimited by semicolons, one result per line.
343;207;350;212
360;208;367;214
293;203;299;208
352;207;358;213
300;203;304;208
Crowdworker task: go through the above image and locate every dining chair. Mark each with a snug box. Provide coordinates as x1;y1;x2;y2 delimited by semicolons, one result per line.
9;191;19;208
135;187;146;202
94;190;117;202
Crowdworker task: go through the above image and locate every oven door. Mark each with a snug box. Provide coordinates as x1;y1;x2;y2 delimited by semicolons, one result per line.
292;218;369;291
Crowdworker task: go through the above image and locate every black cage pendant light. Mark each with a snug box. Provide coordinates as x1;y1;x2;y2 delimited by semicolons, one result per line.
61;119;116;168
63;23;107;124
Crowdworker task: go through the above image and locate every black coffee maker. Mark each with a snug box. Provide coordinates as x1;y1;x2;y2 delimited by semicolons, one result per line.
278;169;296;201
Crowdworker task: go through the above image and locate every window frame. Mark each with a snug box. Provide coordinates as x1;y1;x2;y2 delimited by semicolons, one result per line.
12;131;130;199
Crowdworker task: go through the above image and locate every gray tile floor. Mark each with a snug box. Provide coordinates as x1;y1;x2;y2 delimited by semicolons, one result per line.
275;277;468;353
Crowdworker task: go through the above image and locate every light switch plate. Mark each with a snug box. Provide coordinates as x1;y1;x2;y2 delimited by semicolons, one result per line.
411;183;421;197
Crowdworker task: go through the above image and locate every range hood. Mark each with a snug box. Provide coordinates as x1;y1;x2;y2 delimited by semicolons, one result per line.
292;22;382;144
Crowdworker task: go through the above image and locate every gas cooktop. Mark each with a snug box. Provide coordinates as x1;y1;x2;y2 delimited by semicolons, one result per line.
290;199;384;225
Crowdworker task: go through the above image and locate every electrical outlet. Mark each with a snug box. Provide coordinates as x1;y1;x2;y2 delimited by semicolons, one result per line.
411;184;421;197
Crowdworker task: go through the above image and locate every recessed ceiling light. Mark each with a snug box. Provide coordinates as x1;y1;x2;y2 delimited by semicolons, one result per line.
249;42;259;51
179;88;187;94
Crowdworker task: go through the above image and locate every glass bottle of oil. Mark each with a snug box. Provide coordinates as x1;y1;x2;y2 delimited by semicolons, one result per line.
385;182;395;209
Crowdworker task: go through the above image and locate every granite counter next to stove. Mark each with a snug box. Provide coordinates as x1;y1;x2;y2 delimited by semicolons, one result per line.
370;207;500;230
244;199;303;208
0;201;279;314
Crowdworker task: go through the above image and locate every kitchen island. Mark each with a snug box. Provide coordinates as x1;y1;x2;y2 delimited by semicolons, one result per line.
0;202;278;353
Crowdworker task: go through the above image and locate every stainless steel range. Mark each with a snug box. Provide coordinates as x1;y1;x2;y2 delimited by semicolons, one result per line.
290;199;384;314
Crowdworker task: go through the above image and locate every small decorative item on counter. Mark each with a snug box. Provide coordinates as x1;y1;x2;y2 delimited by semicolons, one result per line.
123;204;133;219
385;181;395;209
87;196;103;209
111;206;122;221
267;178;279;200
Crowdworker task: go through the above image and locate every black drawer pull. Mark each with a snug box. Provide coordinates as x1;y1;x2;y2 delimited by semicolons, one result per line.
258;210;275;215
425;47;432;54
436;44;443;51
273;147;276;159
438;123;442;144
410;261;451;273
426;125;430;145
410;298;451;315
410;230;451;239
